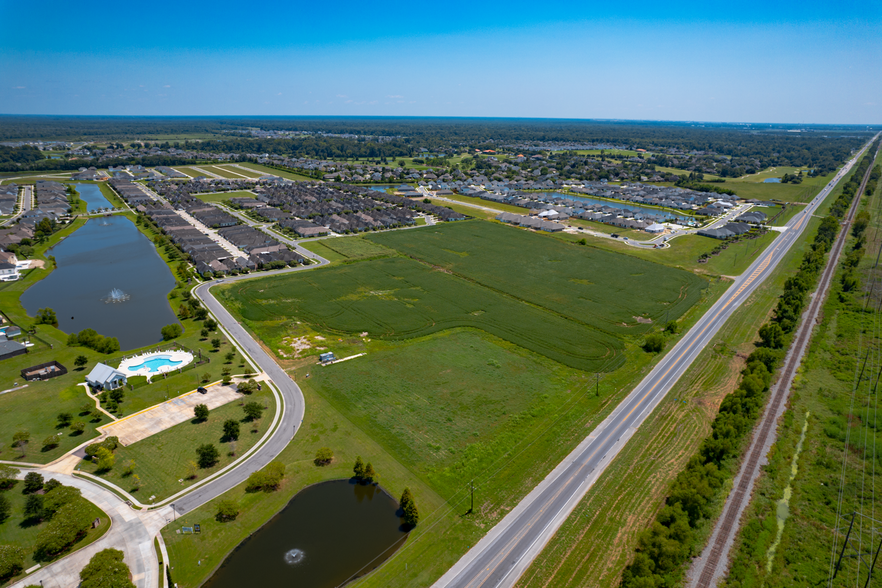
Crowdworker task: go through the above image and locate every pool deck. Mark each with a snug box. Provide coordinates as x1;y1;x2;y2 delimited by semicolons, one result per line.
118;350;195;381
98;382;242;446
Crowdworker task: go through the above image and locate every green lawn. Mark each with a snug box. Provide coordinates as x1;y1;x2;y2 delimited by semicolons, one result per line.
196;165;247;180
79;387;274;502
435;193;528;214
172;167;206;179
308;236;395;260
214;165;263;179
0;480;110;587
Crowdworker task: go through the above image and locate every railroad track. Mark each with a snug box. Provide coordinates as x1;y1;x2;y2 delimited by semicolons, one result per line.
693;142;881;588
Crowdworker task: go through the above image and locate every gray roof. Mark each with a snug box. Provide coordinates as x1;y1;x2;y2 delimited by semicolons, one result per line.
86;362;126;385
0;340;25;356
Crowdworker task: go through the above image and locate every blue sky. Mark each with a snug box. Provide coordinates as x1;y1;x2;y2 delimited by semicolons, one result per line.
1;0;880;123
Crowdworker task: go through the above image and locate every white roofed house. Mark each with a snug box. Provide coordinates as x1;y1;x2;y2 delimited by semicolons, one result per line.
86;362;127;390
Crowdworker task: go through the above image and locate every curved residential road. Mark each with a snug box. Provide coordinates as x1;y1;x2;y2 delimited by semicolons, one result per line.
176;257;329;514
433;142;876;588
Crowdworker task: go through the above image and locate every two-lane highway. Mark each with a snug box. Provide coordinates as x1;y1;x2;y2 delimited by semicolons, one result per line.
433;142;875;588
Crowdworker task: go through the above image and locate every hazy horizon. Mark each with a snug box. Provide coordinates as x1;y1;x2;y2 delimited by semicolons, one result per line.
2;0;880;124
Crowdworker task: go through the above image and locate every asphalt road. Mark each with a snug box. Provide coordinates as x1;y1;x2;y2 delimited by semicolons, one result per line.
433;145;872;588
1;184;32;227
171;258;328;514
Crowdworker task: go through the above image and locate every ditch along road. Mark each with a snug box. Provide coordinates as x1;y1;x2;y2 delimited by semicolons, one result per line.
687;138;882;588
433;141;877;588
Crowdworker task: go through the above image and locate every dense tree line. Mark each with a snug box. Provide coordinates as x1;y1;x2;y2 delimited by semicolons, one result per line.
0;145;43;165
0;153;218;173
829;140;880;218
620;168;866;586
0;116;874;171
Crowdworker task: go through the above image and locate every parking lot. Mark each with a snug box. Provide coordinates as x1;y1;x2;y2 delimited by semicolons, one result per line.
99;383;242;446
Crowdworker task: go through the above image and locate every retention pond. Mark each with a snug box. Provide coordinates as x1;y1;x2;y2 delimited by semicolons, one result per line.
73;182;113;212
20;215;179;350
204;480;407;588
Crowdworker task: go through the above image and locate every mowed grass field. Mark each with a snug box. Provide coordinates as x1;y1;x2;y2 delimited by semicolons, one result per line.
218;256;624;372
192;190;255;203
234;162;314;182
368;221;707;335
301;236;396;261
80;387;274;501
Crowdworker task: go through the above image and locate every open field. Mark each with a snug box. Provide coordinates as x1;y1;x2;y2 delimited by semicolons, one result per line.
162;273;724;588
217;255;624;372
196;165;249;179
192;190;255;203
299;235;396;262
654;165;723;180
214;165;263;179
80;387;274;502
434;193;530;214
722;155;882;587
0;480;111;587
427;198;487;219
171;167;204;178
557;229;780;277
368;221;707;336
234;162;314;181
516;213;827;588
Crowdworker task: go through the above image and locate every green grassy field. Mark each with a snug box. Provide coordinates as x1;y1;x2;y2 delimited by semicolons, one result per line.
192;190;255;204
196;165;247;180
234;162;314;182
214;165;263;179
299;236;397;263
434;193;528;214
218;255;624;372
171;167;205;179
0;479;111;587
368;221;707;336
560;230;780;277
79;387;274;501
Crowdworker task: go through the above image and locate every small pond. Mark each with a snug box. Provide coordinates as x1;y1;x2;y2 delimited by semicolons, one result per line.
73;183;113;211
20;216;179;350
204;480;407;588
763;178;781;183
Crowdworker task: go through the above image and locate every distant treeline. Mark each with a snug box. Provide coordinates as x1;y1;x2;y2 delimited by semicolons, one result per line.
0;153;218;173
1;116;876;172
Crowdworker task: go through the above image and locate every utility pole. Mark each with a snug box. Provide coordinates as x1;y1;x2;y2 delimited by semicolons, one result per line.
596;373;600;397
469;480;475;514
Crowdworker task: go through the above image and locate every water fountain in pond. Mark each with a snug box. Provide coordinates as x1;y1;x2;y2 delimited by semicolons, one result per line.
103;288;130;304
283;549;305;566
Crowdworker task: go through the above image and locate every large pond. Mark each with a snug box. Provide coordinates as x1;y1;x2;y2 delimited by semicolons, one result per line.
204;480;407;588
73;183;113;212
21;216;179;350
533;191;694;223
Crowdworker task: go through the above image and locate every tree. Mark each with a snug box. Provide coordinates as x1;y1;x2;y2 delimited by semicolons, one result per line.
243;402;263;421
205;318;217;331
71;421;86;435
34;501;92;558
109;388;124;404
57;412;73;427
13;430;30;457
23;472;44;494
400;488;419;527
196;444;219;468
363;462;377;484
202;372;211;383
223;419;240;441
211;338;222;350
24;494;45;520
0;495;10;524
246;460;285;491
36;307;57;327
79;548;135;588
642;333;666;353
353;456;365;480
225;350;236;364
758;322;784;349
43;478;62;493
194;404;209;421
237;379;257;394
200;328;209;339
0;544;26;580
178;304;191;320
185;460;199;480
0;465;19;489
74;355;89;369
95;447;115;472
160;323;183;340
122;460;136;477
664;321;679;335
215;499;239;522
314;447;334;466
43;434;60;450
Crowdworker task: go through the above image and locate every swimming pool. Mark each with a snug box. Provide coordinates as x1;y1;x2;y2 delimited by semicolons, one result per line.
126;355;183;373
